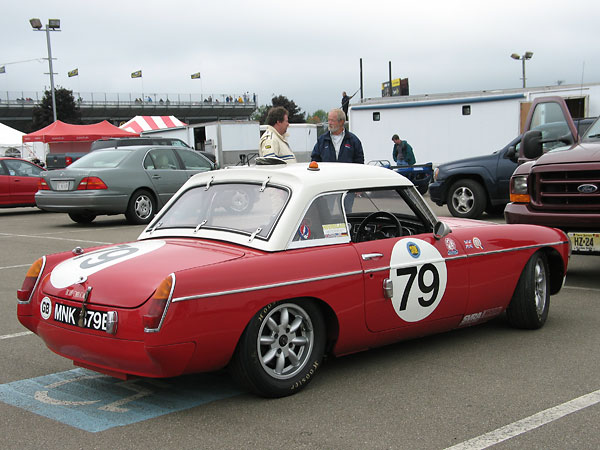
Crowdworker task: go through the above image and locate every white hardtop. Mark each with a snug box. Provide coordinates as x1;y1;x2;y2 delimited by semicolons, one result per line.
139;162;415;252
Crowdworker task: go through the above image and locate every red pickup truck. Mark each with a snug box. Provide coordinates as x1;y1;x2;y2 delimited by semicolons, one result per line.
505;97;600;255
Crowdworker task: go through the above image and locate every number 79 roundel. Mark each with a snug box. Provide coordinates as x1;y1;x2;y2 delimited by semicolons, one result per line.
389;239;448;322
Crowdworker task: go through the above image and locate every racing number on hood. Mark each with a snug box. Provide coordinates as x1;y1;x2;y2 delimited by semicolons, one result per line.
390;239;447;322
50;241;166;289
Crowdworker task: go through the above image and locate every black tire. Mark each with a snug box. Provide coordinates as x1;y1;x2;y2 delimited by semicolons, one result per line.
231;300;326;398
68;212;96;224
125;189;156;225
416;183;429;195
506;252;550;329
446;179;487;219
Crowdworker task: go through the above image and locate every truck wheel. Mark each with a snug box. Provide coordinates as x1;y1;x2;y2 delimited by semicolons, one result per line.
125;189;156;225
506;251;550;329
231;300;326;398
447;179;486;219
68;212;96;224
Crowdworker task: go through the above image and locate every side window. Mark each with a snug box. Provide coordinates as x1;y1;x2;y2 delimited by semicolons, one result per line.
0;162;7;175
176;149;212;171
144;149;179;170
292;193;349;243
4;160;42;177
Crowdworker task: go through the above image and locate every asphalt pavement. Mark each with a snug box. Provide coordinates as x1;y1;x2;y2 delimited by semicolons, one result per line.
1;200;599;450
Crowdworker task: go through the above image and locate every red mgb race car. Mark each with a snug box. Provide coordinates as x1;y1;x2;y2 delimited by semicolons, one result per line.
17;161;570;397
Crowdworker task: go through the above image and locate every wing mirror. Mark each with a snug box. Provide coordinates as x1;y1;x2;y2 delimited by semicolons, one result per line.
433;221;452;240
521;130;543;160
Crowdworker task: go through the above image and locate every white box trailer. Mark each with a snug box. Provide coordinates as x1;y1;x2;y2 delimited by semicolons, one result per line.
349;83;600;166
142;120;261;167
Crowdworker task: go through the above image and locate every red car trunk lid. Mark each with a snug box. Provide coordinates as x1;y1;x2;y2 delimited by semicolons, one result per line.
41;239;245;308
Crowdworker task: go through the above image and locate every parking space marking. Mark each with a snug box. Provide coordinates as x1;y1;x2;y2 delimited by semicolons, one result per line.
0;331;33;340
445;388;600;450
0;264;31;270
0;368;244;432
0;232;112;245
564;285;600;292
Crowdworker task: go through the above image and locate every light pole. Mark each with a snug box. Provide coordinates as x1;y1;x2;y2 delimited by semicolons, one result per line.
511;51;533;88
30;18;61;122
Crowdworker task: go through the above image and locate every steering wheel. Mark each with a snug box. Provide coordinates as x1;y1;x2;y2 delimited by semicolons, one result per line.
354;211;402;243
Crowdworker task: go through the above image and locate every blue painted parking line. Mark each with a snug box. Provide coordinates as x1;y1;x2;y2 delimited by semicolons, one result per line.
0;368;244;432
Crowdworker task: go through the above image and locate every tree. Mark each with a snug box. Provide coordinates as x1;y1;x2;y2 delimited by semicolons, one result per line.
32;87;82;130
255;95;305;124
306;109;327;124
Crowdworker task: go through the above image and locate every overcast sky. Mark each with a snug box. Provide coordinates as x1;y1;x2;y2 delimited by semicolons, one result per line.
2;0;599;115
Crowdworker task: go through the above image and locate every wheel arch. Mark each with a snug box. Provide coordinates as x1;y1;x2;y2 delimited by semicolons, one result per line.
446;173;491;202
540;247;566;295
129;186;159;207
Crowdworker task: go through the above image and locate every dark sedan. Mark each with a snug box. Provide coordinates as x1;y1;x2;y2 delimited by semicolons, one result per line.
35;146;214;224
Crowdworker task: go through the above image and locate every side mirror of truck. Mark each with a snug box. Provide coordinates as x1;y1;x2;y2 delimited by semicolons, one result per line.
506;145;518;163
522;130;543;160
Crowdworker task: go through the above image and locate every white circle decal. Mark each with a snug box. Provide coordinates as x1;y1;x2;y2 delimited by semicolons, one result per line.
40;297;52;320
389;239;448;322
50;240;165;289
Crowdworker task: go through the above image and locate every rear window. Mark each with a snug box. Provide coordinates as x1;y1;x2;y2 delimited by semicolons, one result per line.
69;150;130;168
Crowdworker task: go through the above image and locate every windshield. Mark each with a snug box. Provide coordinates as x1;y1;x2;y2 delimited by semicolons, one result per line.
69;150;130;169
582;117;600;141
151;183;289;240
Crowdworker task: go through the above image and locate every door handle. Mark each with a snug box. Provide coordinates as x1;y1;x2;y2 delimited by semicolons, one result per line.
151;174;161;179
362;253;383;260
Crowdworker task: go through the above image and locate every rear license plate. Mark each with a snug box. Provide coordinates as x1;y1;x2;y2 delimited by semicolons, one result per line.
568;232;600;253
54;181;71;191
54;302;108;331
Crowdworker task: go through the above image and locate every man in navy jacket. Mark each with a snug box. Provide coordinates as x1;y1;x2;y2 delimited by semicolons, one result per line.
311;109;364;164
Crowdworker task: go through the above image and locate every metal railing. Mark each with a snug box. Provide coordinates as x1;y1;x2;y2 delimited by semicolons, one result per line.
0;91;258;107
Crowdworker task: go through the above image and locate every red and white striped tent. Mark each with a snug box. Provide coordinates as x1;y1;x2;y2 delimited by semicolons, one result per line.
120;116;186;134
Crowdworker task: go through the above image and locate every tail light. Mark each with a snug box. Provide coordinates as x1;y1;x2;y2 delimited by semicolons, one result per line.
77;177;108;190
144;274;175;332
65;156;73;166
17;257;46;304
38;178;50;190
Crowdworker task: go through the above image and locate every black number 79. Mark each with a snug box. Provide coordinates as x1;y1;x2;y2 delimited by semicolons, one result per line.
395;263;440;311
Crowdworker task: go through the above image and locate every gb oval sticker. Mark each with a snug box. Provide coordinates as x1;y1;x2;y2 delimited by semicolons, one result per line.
389;239;448;322
50;240;165;289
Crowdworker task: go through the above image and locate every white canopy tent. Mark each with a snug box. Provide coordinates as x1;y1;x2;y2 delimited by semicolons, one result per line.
0;122;43;160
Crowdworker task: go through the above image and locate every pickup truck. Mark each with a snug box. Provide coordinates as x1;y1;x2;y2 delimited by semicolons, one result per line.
429;117;594;219
505;97;600;255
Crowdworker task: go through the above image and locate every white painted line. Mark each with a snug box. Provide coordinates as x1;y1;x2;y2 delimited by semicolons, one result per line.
445;389;600;450
563;285;600;292
0;233;112;245
0;331;33;340
0;264;31;270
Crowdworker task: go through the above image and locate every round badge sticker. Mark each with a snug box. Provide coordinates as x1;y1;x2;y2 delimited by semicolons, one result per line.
50;240;165;289
40;296;52;320
389;239;448;322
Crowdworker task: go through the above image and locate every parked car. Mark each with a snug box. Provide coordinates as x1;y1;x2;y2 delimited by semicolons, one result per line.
91;137;217;165
506;97;600;255
368;160;433;195
35;145;215;224
0;157;45;208
429;118;595;219
18;161;569;397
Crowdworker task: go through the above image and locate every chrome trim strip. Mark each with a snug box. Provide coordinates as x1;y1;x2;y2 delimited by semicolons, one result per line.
172;270;364;303
172;241;568;303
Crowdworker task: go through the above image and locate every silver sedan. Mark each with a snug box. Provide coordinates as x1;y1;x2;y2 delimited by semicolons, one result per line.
35;145;215;224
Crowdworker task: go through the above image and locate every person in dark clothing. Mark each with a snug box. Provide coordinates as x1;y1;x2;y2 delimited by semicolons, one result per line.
392;134;415;166
341;91;354;117
311;109;364;164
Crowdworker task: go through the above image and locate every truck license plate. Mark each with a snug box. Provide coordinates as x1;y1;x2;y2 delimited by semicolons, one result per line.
568;232;600;252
